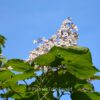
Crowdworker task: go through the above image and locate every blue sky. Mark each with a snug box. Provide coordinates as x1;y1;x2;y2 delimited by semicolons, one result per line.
0;0;100;100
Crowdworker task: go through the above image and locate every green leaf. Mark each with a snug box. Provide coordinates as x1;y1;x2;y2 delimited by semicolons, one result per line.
71;92;100;100
0;34;6;53
33;46;98;79
66;64;97;79
2;87;54;100
0;34;6;48
0;70;14;81
7;70;35;83
74;83;94;92
30;70;89;90
12;84;26;93
4;59;34;72
0;85;27;99
90;75;100;80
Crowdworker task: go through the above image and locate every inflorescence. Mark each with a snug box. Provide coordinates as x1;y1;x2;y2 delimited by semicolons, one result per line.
27;17;79;63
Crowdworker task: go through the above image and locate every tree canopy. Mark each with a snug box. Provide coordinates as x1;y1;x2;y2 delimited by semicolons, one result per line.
0;34;100;100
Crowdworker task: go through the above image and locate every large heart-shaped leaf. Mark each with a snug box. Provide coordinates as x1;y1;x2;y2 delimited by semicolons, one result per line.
33;46;98;79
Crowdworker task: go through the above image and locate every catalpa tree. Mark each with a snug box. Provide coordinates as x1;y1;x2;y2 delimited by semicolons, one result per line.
0;18;100;100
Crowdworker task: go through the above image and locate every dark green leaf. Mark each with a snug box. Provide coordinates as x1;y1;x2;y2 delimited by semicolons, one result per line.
0;34;6;48
90;75;100;80
71;92;100;100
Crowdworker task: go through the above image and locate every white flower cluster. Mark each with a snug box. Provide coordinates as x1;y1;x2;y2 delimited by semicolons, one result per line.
27;17;79;62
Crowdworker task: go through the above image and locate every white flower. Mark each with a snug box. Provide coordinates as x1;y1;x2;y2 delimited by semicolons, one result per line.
41;37;46;41
44;66;48;71
34;65;39;69
33;40;37;44
51;35;57;40
62;18;72;24
74;25;78;31
8;66;13;70
61;25;66;28
71;24;78;31
61;32;68;37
